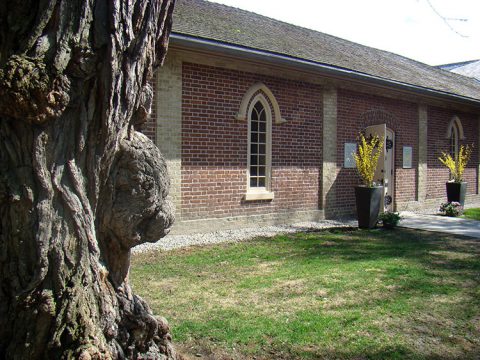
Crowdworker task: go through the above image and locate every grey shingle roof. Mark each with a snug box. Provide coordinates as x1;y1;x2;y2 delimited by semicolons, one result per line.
172;0;480;103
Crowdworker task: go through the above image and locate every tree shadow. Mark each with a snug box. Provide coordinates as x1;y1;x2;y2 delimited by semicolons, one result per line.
286;228;479;266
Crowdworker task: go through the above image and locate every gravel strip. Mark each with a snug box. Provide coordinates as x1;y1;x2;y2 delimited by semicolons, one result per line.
133;218;358;253
133;201;480;254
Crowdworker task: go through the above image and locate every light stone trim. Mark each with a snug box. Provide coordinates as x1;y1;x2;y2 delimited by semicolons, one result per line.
169;209;324;235
417;104;428;201
236;82;287;124
244;190;274;201
155;54;183;219
322;87;338;216
445;115;465;140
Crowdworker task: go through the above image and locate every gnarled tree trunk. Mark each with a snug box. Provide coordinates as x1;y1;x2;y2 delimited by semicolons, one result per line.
0;0;177;358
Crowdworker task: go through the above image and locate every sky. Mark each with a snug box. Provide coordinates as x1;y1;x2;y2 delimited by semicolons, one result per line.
208;0;480;66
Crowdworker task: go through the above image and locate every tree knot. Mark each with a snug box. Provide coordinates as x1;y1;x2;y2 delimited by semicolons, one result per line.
0;55;70;124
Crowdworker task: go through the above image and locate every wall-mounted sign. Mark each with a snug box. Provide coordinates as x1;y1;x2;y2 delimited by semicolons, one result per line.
344;143;357;168
403;146;412;169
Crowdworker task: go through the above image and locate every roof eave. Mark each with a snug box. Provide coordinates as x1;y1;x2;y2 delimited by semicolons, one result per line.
170;33;480;108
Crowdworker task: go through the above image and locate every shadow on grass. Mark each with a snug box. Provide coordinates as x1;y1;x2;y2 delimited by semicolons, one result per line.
289;227;480;269
285;227;480;291
305;346;480;360
133;228;480;360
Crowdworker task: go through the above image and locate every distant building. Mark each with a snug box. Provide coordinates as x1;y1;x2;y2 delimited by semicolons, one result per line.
438;60;480;81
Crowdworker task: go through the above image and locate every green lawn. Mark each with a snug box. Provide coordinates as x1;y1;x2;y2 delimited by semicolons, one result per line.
463;208;480;221
131;228;480;359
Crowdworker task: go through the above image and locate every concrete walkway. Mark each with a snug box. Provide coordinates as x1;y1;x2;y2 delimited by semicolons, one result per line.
399;211;480;239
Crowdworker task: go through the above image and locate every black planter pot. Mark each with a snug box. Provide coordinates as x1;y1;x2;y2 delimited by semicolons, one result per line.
355;186;383;229
446;182;467;206
383;222;396;229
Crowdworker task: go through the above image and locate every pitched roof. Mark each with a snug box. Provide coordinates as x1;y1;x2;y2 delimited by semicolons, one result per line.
438;60;480;81
171;0;480;104
437;60;479;71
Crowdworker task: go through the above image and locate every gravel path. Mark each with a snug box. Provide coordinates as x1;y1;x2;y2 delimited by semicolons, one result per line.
133;219;357;253
133;201;480;254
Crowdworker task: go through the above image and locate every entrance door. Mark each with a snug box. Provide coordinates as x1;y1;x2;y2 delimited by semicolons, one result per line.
365;124;395;212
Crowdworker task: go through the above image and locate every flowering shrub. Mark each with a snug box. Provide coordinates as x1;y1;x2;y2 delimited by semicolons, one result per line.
378;211;402;228
354;133;384;187
438;145;473;182
439;202;463;217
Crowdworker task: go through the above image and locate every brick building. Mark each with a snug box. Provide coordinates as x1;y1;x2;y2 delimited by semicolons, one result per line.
145;0;480;234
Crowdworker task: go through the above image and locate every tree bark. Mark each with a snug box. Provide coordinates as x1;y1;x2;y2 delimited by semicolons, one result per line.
0;0;177;358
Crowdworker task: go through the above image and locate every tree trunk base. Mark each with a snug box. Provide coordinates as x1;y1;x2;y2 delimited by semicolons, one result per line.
0;0;178;358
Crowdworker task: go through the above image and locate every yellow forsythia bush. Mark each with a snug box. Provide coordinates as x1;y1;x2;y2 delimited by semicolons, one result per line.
354;133;384;187
438;144;473;182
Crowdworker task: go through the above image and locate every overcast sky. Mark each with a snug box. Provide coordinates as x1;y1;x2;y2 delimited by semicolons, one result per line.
208;0;479;66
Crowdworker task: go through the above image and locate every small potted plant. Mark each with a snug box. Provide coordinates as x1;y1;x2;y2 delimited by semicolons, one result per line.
353;133;384;229
439;201;463;217
438;144;472;206
378;211;402;229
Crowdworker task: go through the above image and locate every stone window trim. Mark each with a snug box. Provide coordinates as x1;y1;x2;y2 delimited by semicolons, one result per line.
236;82;287;124
245;93;274;201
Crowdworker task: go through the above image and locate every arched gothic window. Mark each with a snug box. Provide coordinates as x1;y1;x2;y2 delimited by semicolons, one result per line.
245;94;274;200
239;83;283;201
449;123;459;158
446;116;465;158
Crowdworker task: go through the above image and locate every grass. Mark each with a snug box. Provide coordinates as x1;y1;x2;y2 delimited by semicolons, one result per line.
463;207;480;221
131;228;480;359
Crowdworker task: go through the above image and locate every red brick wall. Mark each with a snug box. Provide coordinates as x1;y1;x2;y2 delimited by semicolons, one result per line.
151;59;479;222
427;107;478;199
335;89;418;215
181;62;323;220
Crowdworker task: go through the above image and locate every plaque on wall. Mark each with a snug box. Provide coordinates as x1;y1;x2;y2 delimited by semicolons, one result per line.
403;146;412;169
344;143;357;168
